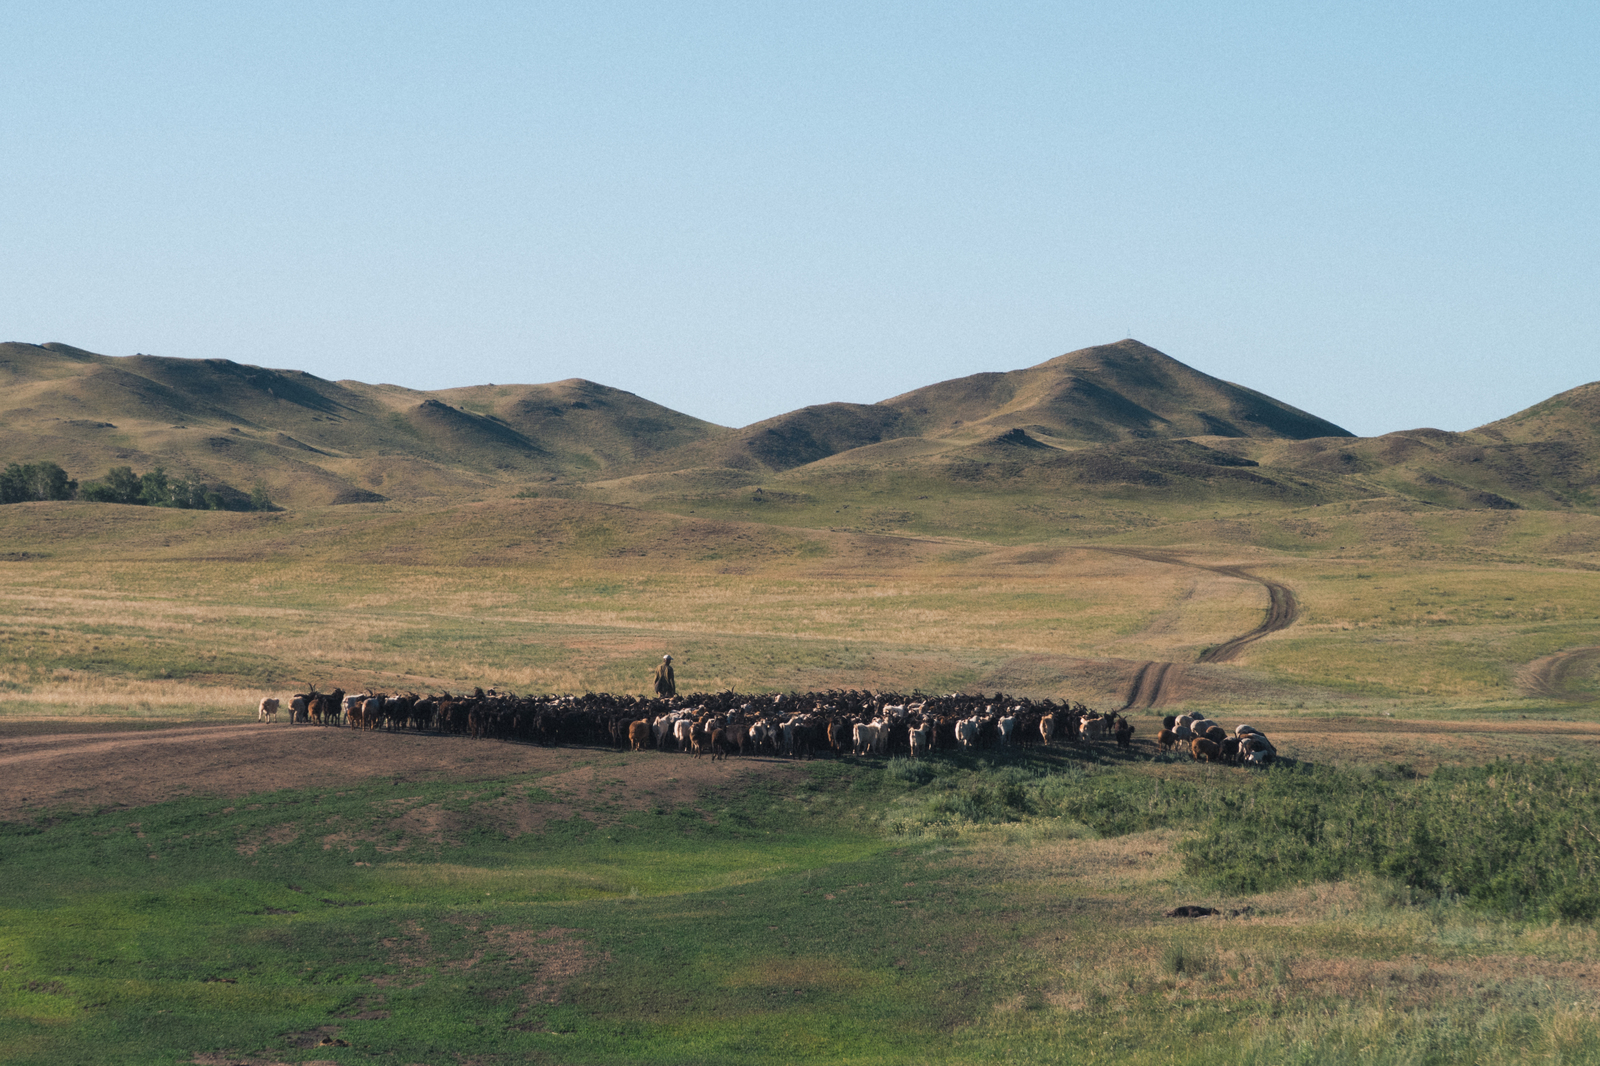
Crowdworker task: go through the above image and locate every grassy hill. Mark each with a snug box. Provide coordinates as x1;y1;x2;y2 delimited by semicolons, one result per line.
6;339;1600;1066
877;338;1353;442
5;338;1596;525
0;342;727;506
613;339;1355;479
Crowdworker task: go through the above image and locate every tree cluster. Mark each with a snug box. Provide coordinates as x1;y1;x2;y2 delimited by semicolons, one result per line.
1;461;273;511
0;462;78;504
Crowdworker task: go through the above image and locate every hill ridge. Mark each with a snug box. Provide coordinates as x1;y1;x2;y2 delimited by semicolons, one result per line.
2;339;1595;513
881;339;1353;443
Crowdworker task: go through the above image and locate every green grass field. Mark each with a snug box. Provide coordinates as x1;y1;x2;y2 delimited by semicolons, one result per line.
7;749;1600;1065
3;491;1600;1064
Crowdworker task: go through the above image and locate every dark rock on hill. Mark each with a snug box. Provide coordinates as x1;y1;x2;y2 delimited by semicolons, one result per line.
985;427;1054;449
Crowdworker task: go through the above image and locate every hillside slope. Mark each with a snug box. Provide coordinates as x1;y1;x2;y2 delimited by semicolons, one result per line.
3;339;1595;517
0;342;728;505
879;339;1352;443
628;339;1354;477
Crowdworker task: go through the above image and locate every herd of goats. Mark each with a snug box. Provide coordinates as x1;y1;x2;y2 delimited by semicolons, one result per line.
255;688;1280;766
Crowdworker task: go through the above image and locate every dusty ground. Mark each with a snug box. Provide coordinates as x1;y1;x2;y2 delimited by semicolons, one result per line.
0;722;801;821
5;713;1600;821
1250;715;1600;768
1518;645;1600;701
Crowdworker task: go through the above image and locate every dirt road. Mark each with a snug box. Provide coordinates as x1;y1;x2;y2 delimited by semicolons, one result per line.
5;712;1598;822
1085;548;1300;709
0;723;782;822
1089;548;1593;713
1517;646;1600;702
1119;660;1180;711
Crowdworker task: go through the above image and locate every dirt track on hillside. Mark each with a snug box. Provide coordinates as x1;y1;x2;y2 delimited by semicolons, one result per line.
1119;660;1180;711
1084;548;1300;709
1086;548;1594;713
1517;646;1600;702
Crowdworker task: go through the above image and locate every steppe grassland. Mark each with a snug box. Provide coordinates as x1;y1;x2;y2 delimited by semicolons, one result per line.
8;750;1600;1065
619;472;1600;697
6;499;1600;1062
601;470;1234;544
646;466;1600;562
1238;558;1600;707
2;496;1599;717
952;827;1600;1043
0;501;1216;714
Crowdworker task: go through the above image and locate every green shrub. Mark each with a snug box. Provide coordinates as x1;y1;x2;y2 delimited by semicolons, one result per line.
1180;759;1600;920
81;463;144;503
884;758;1210;835
73;464;272;510
881;755;1600;921
884;756;940;786
0;460;77;502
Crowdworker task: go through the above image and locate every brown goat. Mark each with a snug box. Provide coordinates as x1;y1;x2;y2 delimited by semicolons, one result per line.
628;719;651;752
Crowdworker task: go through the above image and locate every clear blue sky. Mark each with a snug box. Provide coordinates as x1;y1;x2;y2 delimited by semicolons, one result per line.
4;2;1595;436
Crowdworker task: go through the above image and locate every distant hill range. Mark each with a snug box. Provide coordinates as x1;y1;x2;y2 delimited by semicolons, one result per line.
1;338;1595;512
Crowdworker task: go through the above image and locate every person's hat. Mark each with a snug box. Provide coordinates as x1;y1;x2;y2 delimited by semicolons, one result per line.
663;654;672;661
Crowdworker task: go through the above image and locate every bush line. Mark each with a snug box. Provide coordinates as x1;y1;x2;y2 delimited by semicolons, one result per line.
884;756;1600;921
1;460;273;510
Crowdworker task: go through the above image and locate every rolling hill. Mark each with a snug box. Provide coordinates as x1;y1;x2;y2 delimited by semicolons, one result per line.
877;339;1352;442
0;342;725;506
1;338;1594;515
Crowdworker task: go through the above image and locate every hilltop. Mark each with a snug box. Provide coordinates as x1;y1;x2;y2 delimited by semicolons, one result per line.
1;338;1595;516
0;341;724;506
879;339;1352;442
640;340;1351;477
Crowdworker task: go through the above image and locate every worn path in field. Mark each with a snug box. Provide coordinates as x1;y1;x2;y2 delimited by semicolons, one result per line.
4;715;1599;820
1082;548;1299;710
1517;646;1600;703
0;723;797;821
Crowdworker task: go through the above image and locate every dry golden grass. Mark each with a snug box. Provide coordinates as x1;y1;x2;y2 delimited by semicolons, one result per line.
2;496;1598;724
0;669;265;719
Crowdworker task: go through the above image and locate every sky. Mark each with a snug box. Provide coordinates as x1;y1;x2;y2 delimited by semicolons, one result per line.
3;2;1595;437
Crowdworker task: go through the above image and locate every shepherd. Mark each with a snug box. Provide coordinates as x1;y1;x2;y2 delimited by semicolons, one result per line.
653;654;676;698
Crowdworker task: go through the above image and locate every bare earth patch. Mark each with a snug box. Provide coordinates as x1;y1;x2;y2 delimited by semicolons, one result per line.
0;721;803;821
374;914;608;1024
236;822;299;856
1518;646;1600;702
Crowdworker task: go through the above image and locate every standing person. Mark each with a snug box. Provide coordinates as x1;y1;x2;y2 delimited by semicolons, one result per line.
653;654;676;698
